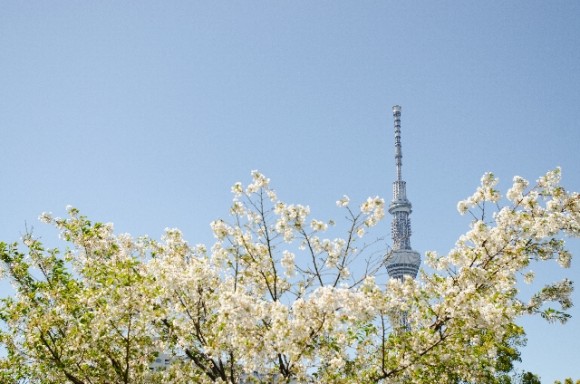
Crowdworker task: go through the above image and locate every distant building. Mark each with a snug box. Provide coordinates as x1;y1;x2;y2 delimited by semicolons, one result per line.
149;351;173;371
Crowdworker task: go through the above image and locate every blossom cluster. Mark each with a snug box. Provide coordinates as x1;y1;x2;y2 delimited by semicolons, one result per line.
0;169;578;384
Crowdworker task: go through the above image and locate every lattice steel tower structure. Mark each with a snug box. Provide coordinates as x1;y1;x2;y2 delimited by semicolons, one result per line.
385;105;421;280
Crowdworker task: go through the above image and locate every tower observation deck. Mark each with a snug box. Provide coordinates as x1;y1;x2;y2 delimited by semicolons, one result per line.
385;105;421;280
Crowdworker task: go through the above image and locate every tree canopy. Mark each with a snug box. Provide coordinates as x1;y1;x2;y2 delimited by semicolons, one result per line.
1;169;578;383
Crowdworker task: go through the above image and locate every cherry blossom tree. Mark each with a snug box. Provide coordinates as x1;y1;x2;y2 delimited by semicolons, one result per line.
1;169;578;383
0;208;166;383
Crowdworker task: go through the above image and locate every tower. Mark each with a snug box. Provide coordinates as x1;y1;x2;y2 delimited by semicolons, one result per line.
385;105;421;280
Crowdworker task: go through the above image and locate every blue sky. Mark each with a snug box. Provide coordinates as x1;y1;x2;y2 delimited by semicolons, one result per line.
1;2;579;381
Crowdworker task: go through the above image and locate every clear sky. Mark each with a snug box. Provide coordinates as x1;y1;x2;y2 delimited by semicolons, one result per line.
1;2;579;382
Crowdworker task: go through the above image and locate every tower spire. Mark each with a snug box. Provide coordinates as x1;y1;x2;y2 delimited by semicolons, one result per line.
385;105;421;280
393;105;403;182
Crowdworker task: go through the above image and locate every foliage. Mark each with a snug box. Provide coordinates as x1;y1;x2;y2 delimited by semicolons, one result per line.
520;372;542;384
1;169;578;383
